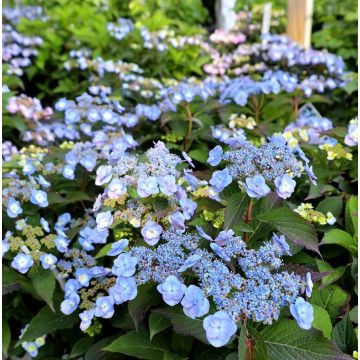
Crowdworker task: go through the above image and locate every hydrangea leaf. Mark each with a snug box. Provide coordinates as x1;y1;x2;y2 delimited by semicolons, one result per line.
256;207;319;253
153;306;208;344
29;265;56;311
320;229;357;255
149;313;171;340
224;193;250;229
104;329;182;360
312;304;333;339
16;304;78;345
332;313;358;354
261;320;351;360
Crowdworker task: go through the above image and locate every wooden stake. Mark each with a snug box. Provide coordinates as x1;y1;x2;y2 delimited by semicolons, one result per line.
286;0;314;49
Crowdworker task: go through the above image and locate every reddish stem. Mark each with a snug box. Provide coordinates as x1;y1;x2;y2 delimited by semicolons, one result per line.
243;200;253;243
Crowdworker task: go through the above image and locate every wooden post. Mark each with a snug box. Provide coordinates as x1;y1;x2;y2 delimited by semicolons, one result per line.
286;0;314;49
261;3;272;35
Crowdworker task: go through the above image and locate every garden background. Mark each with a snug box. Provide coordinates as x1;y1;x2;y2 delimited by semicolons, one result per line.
2;0;358;359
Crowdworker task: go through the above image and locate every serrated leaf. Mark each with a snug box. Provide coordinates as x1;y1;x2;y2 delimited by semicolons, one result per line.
149;313;171;340
17;304;78;345
332;313;358;354
128;284;161;329
312;305;333;339
256;207;319;253
29;266;56;311
153;306;208;344
224;193;250;229
85;336;120;360
261;320;351;359
104;329;175;360
320;229;357;254
171;334;194;356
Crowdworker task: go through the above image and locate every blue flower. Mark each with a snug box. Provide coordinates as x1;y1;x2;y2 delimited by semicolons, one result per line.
305;272;313;298
55;98;70;111
79;309;94;331
304;164;317;185
208;145;223;166
180;198;197;220
141;220;163;246
6;198;23;218
157;275;187;306
178;254;202;272
182;152;195;168
157;175;177;196
37;175;51;188
94;296;115;319
243;175;271;199
106;178;127;199
40;218;50;232
181;285;209;318
112;253;138;277
54;235;70;253
96;211;113;231
61;292;80;315
22;342;39;357
55;213;71;231
63;164;75;180
290;297;314;330
30;189;49;207
169;211;186;231
215;229;235;246
88;266;109;277
65;108;80;124
64;279;81;297
80;152;97;172
274;174;296;199
137;176;159;198
22;161;36;175
11;253;34;274
272;233;291;256
95;165;113;186
40;254;57;270
209;169;232;193
75;268;91;287
109;276;138;304
203;311;237;347
210;243;231;261
196;226;213;241
107;239;129;256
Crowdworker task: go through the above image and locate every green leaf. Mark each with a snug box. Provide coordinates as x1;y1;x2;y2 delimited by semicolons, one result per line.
69;337;95;359
312;305;333;339
261;320;351;359
321;229;357;254
224;193;250;229
149;313;171;340
153;306;208;344
238;325;247;360
247;326;269;360
315;260;347;287
171;334;194;356
128;284;161;329
310;284;350;323
29;266;56;311
316;196;343;219
17;304;78;344
345;196;358;238
94;243;113;259
85;336;120;360
332;313;358;354
219;181;240;201
104;329;176;360
256;207;319;253
2;319;11;357
349;307;358;324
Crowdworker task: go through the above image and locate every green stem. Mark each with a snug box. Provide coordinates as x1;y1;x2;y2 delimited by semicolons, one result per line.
183;102;193;151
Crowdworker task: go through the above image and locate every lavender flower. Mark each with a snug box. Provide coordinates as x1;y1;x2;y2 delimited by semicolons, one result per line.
157;275;187;306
